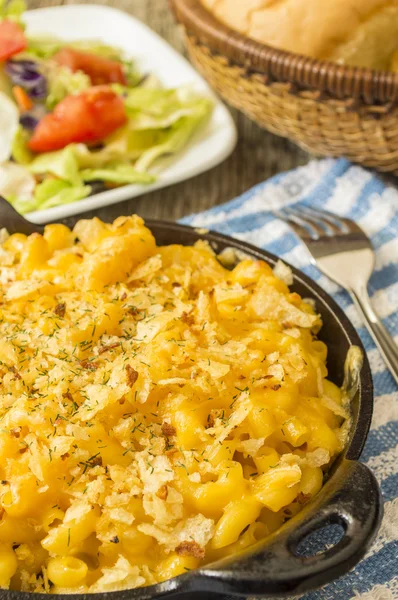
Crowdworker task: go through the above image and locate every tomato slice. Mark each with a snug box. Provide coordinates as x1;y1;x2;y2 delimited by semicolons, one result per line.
0;20;27;61
54;48;127;86
28;86;127;153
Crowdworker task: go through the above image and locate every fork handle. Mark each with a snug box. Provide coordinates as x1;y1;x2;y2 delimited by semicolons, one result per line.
350;287;398;385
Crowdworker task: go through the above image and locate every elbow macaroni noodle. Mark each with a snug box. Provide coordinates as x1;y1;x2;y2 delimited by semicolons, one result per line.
0;216;351;593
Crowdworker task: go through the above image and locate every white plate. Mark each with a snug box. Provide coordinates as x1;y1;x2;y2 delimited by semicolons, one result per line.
23;4;237;223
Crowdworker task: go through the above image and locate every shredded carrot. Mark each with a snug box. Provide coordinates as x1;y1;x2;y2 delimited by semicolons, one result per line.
12;86;33;112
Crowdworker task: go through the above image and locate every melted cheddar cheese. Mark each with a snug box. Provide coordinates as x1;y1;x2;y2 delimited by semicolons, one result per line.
0;216;350;593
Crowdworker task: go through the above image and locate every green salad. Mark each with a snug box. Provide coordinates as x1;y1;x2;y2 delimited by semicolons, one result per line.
0;0;213;213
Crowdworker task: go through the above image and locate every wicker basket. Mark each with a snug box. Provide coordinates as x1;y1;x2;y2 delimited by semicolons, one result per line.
171;0;398;173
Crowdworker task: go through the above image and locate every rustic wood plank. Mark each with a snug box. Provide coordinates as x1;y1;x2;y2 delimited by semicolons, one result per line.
27;0;309;223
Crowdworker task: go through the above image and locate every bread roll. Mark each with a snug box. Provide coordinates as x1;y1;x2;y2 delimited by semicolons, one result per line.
201;0;398;70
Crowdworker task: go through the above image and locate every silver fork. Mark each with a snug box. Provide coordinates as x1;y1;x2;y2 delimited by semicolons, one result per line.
274;205;398;385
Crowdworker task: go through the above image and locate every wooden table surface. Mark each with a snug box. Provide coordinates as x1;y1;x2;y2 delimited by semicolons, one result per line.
28;0;310;224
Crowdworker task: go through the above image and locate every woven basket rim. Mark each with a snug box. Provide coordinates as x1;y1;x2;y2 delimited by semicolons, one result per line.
171;0;398;104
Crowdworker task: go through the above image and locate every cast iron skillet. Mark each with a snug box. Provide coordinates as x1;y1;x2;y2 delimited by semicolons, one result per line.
0;202;383;600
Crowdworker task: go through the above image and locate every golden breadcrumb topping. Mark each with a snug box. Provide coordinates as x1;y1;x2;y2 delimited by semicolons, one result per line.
0;216;350;593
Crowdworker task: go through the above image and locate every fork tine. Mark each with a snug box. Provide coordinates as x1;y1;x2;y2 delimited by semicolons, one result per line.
285;207;326;238
301;206;364;235
297;206;344;235
273;209;313;240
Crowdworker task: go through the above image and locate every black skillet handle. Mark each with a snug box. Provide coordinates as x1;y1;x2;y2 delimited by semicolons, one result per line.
192;460;383;598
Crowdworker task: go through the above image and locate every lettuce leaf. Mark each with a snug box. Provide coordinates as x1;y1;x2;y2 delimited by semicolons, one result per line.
63;40;125;60
26;36;127;61
25;36;63;59
10;176;91;214
28;146;81;185
135;112;209;173
122;87;213;129
8;194;37;215
119;58;141;88
12;127;33;165
0;0;25;23
46;65;91;109
80;163;155;185
34;177;69;204
132;96;212;172
37;182;91;210
74;129;162;168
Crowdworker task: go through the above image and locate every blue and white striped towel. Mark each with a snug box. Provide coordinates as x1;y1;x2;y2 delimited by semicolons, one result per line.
181;158;398;600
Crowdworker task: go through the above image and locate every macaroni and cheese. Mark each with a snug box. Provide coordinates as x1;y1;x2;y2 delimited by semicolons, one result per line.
0;216;351;593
